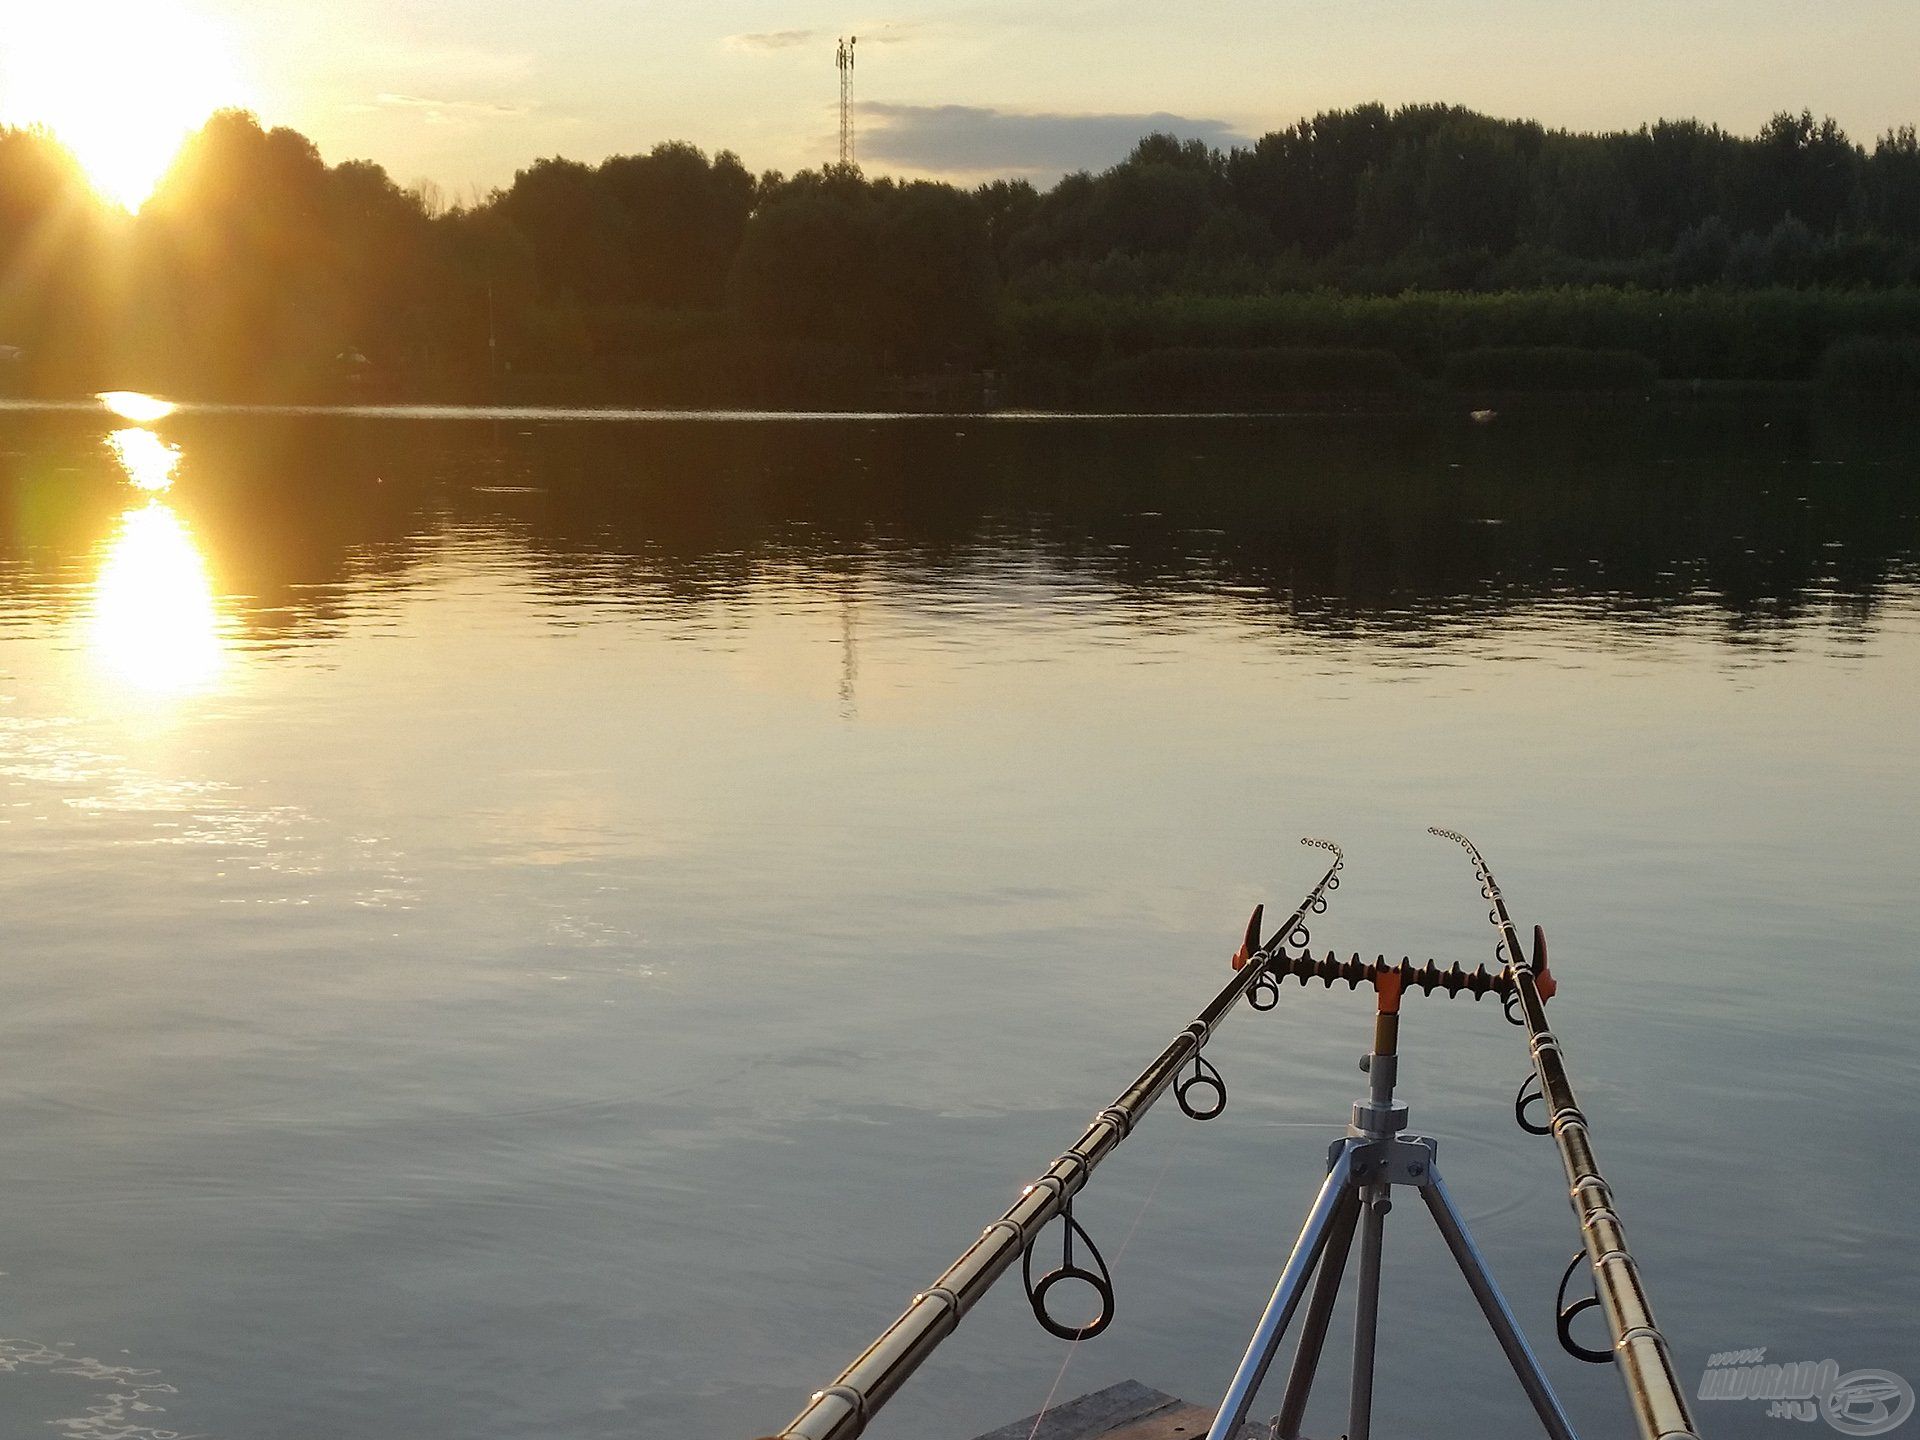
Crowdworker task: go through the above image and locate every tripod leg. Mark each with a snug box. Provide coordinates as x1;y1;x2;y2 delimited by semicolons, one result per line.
1422;1171;1581;1440
1206;1145;1356;1440
1272;1189;1360;1440
1346;1190;1387;1440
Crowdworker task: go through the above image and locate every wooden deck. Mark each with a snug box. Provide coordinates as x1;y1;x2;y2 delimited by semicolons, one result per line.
972;1380;1261;1440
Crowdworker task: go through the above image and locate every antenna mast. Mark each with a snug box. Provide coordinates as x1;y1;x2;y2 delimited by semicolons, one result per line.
836;35;857;169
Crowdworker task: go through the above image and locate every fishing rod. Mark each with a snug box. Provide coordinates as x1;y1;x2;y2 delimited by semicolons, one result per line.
1430;828;1701;1440
757;833;1699;1440
753;838;1346;1440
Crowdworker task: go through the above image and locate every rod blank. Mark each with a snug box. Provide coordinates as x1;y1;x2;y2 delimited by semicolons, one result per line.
1431;830;1701;1440
755;844;1345;1440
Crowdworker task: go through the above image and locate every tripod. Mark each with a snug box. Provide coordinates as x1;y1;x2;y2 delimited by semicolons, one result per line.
1204;971;1580;1440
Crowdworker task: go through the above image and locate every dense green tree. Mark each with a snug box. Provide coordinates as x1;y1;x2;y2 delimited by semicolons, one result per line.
975;178;1042;271
498;143;753;310
730;172;995;368
0;126;118;389
496;157;625;305
134;111;418;395
1735;110;1858;234
1534;135;1639;256
596;144;754;308
1230;103;1394;255
1864;127;1920;240
1615;120;1739;245
869;182;998;365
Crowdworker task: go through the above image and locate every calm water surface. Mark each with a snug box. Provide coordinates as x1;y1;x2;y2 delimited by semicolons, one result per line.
0;407;1915;1440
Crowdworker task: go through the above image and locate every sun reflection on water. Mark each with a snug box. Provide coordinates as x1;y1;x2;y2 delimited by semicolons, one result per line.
89;502;224;696
105;427;181;492
89;423;223;696
99;391;178;424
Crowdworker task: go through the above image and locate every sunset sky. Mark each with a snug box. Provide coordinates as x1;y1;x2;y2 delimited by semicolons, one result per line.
3;0;1919;202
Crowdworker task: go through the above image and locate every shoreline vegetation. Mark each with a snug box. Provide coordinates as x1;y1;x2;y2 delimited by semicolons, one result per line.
5;104;1920;411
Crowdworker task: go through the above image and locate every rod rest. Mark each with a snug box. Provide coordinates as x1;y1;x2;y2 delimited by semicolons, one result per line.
1262;949;1537;1002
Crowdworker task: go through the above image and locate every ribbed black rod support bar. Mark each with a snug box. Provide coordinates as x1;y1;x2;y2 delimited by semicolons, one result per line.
1431;829;1701;1440
754;841;1346;1440
1265;950;1516;1000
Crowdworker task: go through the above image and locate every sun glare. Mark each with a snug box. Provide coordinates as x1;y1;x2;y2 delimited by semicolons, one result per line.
0;0;248;210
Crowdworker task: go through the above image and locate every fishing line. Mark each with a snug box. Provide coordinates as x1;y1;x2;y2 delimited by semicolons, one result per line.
1023;1108;1196;1440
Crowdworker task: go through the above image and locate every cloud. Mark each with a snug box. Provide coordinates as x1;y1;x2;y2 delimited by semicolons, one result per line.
726;20;923;53
372;93;532;126
359;39;535;87
725;29;818;51
856;103;1250;178
849;22;925;45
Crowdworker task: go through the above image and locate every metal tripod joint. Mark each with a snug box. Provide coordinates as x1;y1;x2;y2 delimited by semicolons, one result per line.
1331;1133;1439;1190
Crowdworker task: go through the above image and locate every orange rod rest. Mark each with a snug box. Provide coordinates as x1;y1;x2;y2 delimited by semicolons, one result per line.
1532;926;1558;1001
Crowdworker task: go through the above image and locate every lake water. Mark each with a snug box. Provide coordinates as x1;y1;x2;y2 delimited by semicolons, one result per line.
0;404;1915;1440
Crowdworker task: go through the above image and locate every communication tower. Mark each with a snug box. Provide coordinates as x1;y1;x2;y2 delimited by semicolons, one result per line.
836;36;857;169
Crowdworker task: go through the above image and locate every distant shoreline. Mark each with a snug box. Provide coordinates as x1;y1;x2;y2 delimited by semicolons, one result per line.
0;381;1887;425
9;106;1920;414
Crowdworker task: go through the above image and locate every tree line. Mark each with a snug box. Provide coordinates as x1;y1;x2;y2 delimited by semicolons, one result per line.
4;103;1920;406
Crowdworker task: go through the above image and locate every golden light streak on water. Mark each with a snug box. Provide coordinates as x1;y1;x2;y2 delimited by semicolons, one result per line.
105;427;182;493
88;502;223;695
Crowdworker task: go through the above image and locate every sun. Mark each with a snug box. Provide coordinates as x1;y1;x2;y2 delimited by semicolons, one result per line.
0;0;248;211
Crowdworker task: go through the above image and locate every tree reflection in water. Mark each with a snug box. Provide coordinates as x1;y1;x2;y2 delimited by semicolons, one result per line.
0;406;1913;667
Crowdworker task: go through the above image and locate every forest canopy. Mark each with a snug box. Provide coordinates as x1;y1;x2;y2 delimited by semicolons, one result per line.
4;103;1920;404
